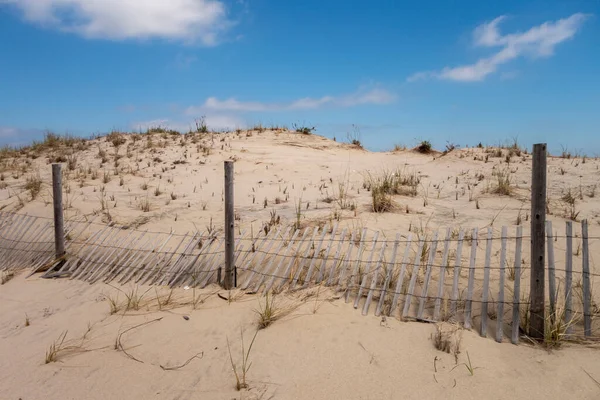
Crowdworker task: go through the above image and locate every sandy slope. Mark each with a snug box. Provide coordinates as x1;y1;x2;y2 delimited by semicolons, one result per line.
1;129;599;236
1;274;600;400
1;129;600;399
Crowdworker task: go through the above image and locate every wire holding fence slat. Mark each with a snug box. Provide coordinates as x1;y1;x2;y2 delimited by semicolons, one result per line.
0;211;596;342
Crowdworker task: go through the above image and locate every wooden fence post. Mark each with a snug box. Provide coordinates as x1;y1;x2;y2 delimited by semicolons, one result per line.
565;221;573;336
530;143;547;339
52;164;65;260
223;161;235;289
582;219;591;337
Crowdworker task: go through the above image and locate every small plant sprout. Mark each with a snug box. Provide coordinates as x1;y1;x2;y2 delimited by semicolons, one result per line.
227;329;259;391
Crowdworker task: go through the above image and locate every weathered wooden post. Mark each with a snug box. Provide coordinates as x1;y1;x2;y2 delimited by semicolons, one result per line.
223;161;235;289
52;163;65;259
530;143;547;339
582;219;591;337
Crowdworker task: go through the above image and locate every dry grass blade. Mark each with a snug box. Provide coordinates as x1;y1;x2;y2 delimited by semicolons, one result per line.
583;368;600;389
160;352;204;371
544;301;580;348
1;270;15;285
227;329;259;391
254;292;299;329
45;331;69;363
491;168;512;196
432;323;462;363
44;330;91;364
115;317;163;363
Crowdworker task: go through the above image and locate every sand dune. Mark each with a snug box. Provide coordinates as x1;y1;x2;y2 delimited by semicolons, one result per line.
1;129;599;399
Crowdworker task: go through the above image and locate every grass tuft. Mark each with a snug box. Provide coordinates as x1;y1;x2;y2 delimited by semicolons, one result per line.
227;329;258;391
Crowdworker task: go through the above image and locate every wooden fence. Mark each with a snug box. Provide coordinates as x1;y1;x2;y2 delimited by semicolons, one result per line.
0;210;596;343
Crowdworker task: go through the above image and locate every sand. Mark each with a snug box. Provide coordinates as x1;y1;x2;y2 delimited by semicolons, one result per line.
1;129;600;399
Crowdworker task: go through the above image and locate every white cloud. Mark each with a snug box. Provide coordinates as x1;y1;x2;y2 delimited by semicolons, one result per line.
185;87;396;114
0;127;17;138
1;0;231;44
408;13;588;82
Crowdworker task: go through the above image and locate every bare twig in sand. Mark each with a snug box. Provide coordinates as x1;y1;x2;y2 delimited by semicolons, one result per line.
583;368;600;389
358;342;378;365
160;352;204;371
115;317;163;363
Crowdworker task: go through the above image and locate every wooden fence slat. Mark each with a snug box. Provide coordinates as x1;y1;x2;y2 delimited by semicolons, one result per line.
347;230;376;303
565;221;573;336
342;228;367;300
403;239;425;320
240;228;277;275
29;223;60;272
242;226;282;289
433;228;452;321
362;239;388;315
110;231;158;282
6;216;43;268
181;234;223;287
56;221;95;273
546;221;557;319
143;232;194;285
253;227;292;292
168;235;211;287
264;229;300;292
7;217;44;268
389;234;413;317
336;230;357;289
511;226;523;344
25;222;54;271
0;214;15;261
72;225;119;280
464;227;478;330
156;233;201;286
277;228;311;290
417;231;440;320
353;232;380;308
186;238;221;288
326;228;347;286
81;227;128;281
62;225;109;275
63;220;94;255
154;233;202;285
76;225;124;280
316;223;339;283
120;232;172;284
480;227;493;337
0;212;12;235
302;224;330;288
131;232;174;283
291;227;320;288
87;228;138;283
199;238;226;287
0;214;19;262
86;228;128;281
88;228;140;283
496;226;508;343
0;215;31;261
166;233;211;287
582;219;591;337
450;229;465;316
375;233;401;317
103;230;151;283
185;237;222;288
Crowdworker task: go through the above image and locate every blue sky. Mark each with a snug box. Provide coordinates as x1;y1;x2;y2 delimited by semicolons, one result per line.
0;0;598;154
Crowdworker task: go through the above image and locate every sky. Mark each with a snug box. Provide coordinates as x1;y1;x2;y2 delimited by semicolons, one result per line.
0;0;598;154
